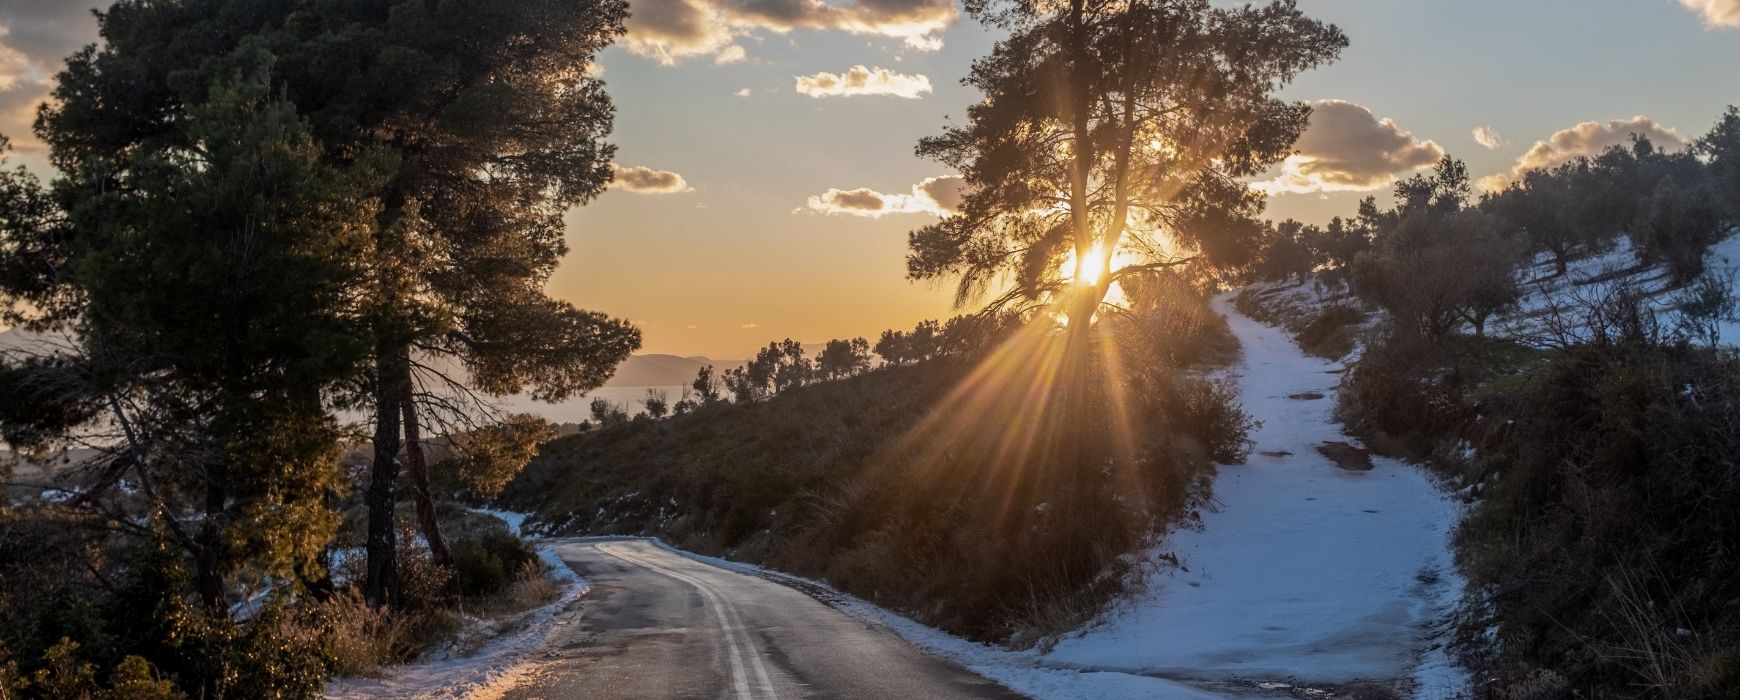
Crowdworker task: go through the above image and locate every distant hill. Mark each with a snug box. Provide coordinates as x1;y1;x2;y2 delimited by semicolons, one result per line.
604;354;737;387
2;329;728;389
0;328;74;353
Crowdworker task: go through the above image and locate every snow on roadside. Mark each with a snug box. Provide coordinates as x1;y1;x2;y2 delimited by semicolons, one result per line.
639;539;1256;699
1038;294;1469;697
472;508;531;538
323;511;588;700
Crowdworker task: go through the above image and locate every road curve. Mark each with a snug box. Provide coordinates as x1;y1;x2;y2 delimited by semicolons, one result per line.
498;538;1023;700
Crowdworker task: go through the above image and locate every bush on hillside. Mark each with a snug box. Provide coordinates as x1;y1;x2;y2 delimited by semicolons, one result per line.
1337;320;1537;460
1457;327;1740;697
1295;305;1364;360
450;534;540;599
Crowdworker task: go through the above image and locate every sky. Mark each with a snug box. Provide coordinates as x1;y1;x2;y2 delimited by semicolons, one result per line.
3;0;1739;357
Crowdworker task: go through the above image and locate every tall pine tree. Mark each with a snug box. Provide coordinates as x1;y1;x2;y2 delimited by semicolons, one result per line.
15;0;639;610
911;0;1345;340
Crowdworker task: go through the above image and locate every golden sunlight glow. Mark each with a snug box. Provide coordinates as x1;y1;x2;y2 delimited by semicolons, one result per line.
1062;243;1142;287
876;318;1144;538
1075;249;1108;285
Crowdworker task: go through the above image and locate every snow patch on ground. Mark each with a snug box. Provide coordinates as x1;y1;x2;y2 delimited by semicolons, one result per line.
323;512;588;700
1039;294;1469;698
472;508;530;538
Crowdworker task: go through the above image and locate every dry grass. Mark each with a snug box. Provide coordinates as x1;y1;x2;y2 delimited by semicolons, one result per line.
314;591;454;677
467;561;563;617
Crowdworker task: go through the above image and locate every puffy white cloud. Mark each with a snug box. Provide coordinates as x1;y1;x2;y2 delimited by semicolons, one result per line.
1678;0;1740;28
1479;116;1687;191
794;65;931;99
621;0;956;65
713;44;747;64
735;87;752;97
1252;100;1444;195
1473;126;1505;150
611;164;694;194
805;175;965;218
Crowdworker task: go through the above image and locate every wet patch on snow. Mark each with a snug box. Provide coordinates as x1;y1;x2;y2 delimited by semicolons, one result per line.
1315;442;1374;472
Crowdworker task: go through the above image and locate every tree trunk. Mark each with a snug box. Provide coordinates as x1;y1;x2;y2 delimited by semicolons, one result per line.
364;340;406;608
194;456;230;699
399;350;452;569
196;460;228;615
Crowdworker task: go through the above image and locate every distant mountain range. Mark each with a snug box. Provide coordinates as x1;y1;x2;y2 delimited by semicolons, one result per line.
0;327;735;391
605;354;737;388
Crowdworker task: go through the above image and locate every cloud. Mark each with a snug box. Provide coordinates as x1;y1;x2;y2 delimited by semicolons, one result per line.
794;65;931;99
611;164;694;194
735;87;752;97
914;174;967;212
621;0;956;65
0;2;106;156
1479;116;1687;191
1252;100;1444;195
805;175;965;218
0;42;30;92
739;323;758;329
1473;126;1505;150
714;44;747;64
1678;0;1740;28
621;0;738;65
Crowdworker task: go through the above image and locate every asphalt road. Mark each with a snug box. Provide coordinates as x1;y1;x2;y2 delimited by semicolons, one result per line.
498;539;1024;700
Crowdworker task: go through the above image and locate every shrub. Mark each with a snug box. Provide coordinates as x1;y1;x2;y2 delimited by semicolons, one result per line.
450;534;541;599
1338;320;1538;460
1456;334;1740;697
1295;305;1363;359
307;591;443;678
395;533;453;611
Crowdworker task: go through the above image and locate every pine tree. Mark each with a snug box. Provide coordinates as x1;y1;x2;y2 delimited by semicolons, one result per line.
18;0;640;609
910;0;1345;340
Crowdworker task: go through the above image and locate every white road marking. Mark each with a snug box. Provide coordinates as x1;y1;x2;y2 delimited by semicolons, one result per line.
595;542;780;699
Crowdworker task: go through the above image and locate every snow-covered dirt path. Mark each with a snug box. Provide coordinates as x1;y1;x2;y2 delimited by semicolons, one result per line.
1043;293;1469;698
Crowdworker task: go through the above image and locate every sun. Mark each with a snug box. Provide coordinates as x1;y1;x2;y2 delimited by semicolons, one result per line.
1075;250;1108;285
1063;243;1140;287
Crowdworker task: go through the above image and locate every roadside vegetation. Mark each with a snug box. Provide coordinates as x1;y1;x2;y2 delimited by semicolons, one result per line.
506;277;1250;645
1241;107;1740;697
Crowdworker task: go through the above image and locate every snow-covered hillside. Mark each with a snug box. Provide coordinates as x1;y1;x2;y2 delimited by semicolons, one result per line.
1041;294;1468;698
1497;233;1740;345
